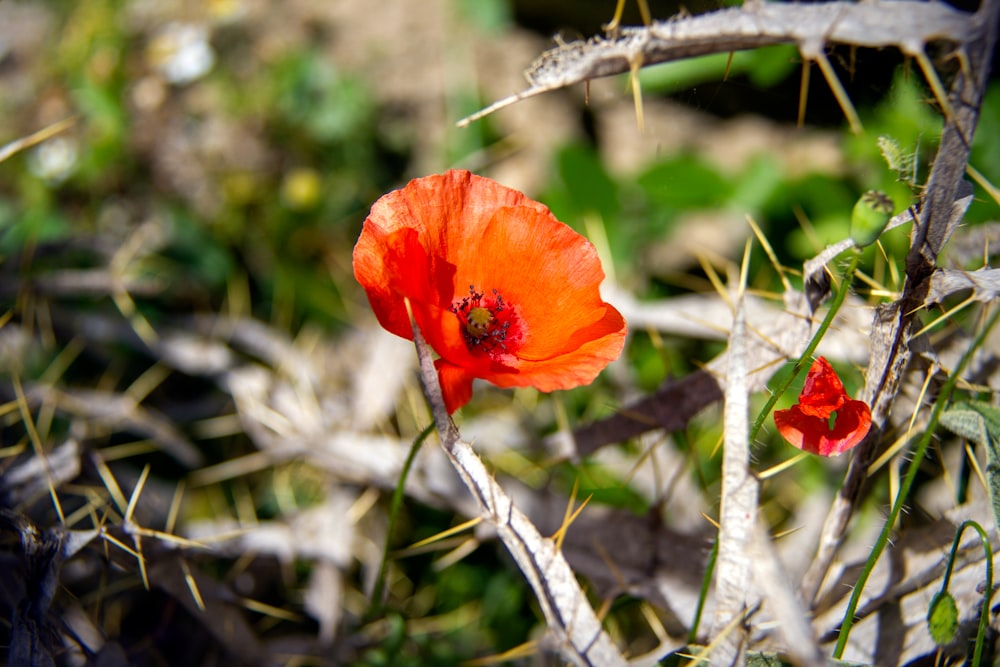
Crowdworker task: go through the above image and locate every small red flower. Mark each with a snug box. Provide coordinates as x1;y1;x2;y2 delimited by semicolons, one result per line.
773;357;872;456
353;170;627;413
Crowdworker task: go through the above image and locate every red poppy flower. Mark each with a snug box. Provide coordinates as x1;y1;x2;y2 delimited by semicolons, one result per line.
353;170;627;413
773;357;872;456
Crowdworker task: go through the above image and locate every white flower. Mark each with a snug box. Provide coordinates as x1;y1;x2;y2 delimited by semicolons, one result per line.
148;23;215;85
29;137;78;184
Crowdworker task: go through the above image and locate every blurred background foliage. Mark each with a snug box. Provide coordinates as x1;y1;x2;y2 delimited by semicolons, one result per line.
0;0;998;664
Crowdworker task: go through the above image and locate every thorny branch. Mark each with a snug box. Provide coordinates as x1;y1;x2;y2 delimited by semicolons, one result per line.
710;293;756;665
458;0;984;128
410;318;628;667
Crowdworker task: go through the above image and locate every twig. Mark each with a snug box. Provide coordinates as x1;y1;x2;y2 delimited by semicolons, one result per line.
710;288;755;665
458;1;979;127
0;117;77;164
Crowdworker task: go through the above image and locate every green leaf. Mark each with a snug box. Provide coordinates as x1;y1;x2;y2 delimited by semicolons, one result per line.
0;206;71;253
166;210;236;290
454;0;511;33
745;653;785;667
940;401;1000;460
730;155;783;213
926;591;959;645
274;52;375;143
555;144;619;223
637;44;798;93
877;136;918;187
940;401;1000;534
965;401;1000;443
637;155;730;210
940;405;992;449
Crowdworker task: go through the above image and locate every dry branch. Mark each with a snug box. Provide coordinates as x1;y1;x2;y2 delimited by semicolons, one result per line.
926;266;1000;304
411;319;628;667
711;293;756;665
458;0;983;127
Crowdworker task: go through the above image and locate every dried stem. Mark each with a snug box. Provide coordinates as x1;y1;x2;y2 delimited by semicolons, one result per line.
410;318;628;667
458;1;980;128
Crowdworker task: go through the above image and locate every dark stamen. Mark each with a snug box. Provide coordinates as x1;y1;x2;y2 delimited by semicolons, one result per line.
451;284;513;354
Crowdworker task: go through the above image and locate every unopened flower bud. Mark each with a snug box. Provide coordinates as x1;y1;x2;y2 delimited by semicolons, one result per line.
850;190;894;248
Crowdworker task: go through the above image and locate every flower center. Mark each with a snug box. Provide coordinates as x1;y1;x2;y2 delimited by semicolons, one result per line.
466;307;493;337
452;285;516;355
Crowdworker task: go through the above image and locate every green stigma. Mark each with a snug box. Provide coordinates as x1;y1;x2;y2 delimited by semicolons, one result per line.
465;307;493;336
452;285;512;354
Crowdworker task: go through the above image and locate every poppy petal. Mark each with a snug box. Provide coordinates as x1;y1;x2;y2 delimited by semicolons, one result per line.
797;357;847;415
481;306;626;392
417;301;518;378
457;206;612;359
435;360;475;415
354;170;627;413
821;399;872;456
353;226;458;341
773;405;813;451
774;359;872;457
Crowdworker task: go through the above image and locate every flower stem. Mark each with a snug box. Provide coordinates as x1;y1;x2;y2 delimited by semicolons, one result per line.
750;252;861;442
689;535;718;644
833;304;1000;657
937;520;994;665
366;422;436;620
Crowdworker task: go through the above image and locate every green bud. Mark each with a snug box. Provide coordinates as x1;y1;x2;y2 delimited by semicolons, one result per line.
926;591;959;645
850;190;894;248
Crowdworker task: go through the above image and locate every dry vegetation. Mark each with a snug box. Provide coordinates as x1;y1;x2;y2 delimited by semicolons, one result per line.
1;0;999;666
